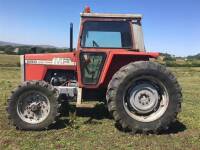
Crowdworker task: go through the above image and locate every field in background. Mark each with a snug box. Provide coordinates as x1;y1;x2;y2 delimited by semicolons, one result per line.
0;54;19;67
0;55;200;149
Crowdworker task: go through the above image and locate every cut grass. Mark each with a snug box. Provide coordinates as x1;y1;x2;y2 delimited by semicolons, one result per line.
0;54;20;67
0;65;200;149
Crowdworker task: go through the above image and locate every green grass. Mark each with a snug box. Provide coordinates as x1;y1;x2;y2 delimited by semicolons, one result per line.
0;60;200;149
0;54;20;67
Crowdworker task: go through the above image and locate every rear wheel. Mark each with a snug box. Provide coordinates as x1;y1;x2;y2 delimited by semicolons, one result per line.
7;81;60;130
106;61;182;133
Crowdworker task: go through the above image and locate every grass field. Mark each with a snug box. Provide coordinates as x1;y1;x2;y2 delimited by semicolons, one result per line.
0;55;200;149
0;54;19;67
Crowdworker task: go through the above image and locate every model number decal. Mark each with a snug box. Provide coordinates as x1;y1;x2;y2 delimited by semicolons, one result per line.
52;58;75;65
25;58;76;66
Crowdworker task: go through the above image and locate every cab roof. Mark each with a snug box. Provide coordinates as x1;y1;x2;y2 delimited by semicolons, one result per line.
80;13;142;20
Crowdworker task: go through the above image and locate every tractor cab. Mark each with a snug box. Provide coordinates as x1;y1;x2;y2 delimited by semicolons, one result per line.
78;11;145;51
75;7;145;52
75;8;150;87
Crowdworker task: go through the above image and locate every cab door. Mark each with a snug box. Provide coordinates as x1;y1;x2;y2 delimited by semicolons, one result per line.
79;51;106;85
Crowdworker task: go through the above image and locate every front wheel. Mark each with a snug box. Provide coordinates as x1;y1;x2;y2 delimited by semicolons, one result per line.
7;81;60;130
106;61;182;134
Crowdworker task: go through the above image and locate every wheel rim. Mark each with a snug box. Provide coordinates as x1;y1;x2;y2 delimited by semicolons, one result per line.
123;76;169;122
17;91;50;124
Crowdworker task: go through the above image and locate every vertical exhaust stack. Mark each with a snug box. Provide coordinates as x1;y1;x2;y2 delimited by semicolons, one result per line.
70;23;73;52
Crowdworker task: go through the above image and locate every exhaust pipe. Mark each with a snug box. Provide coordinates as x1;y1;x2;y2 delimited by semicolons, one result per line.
70;23;73;52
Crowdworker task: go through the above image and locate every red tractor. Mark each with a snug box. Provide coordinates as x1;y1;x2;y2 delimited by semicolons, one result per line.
7;7;182;133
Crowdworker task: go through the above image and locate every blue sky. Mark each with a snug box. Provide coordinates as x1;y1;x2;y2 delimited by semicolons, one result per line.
0;0;199;56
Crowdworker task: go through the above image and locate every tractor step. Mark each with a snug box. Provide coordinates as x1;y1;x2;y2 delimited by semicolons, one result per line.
76;103;96;108
76;87;96;108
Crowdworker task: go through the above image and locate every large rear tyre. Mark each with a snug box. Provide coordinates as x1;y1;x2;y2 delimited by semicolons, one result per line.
106;61;182;134
7;81;60;130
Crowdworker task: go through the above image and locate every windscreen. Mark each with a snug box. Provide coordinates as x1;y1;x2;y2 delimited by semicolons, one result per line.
81;21;132;48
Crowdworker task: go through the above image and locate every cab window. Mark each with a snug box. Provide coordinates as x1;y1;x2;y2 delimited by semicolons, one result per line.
81;21;132;48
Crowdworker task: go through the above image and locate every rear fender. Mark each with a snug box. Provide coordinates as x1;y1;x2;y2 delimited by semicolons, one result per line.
100;52;159;87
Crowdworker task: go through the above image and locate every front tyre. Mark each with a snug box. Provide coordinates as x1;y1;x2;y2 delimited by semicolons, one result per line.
7;81;60;130
106;61;182;134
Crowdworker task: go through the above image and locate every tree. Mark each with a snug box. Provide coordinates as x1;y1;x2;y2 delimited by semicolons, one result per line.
4;46;15;54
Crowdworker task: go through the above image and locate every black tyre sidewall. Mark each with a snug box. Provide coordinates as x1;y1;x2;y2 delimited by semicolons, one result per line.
8;82;59;130
107;61;182;133
117;70;178;131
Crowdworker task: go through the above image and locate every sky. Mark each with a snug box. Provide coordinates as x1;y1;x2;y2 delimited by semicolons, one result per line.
0;0;200;56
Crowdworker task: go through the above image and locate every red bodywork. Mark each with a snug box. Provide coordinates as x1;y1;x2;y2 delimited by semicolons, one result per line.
25;53;76;81
25;50;159;88
24;14;159;89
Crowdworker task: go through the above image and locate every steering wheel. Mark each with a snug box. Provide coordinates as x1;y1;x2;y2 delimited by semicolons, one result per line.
92;40;99;47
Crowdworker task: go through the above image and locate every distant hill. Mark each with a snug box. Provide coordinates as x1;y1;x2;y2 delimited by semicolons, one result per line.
159;52;199;60
187;53;200;59
0;41;69;55
0;41;24;46
0;41;57;49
